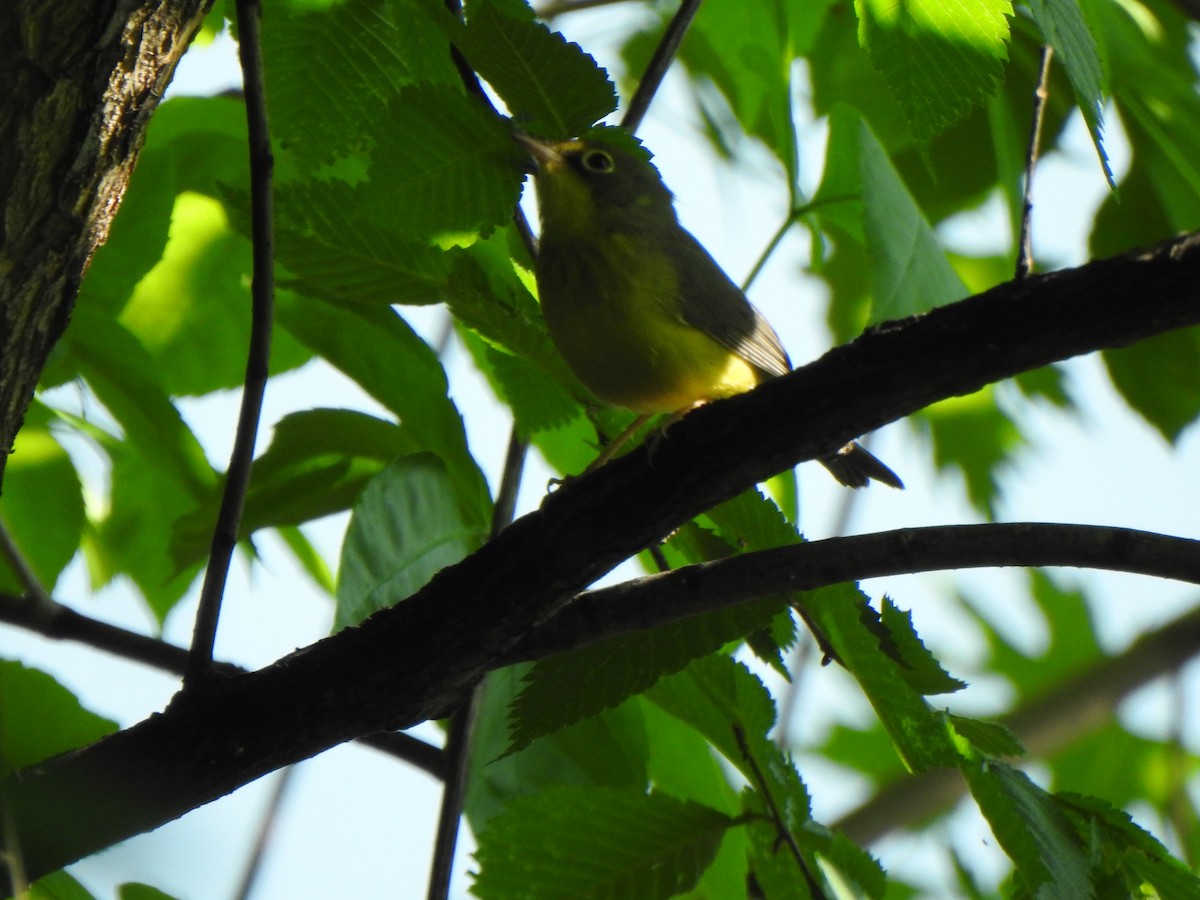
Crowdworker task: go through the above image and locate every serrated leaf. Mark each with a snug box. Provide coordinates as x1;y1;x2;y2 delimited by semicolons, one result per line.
879;597;967;695
467;666;650;832
965;761;1093;898
1103;328;1200;444
472;787;737;900
0;661;118;774
803;583;964;772
854;0;1012;145
276;180;453;307
948;715;1025;758
506;597;785;755
1027;0;1110;181
646;657;779;774
361;85;526;239
262;0;458;168
447;3;616;136
335;453;486;629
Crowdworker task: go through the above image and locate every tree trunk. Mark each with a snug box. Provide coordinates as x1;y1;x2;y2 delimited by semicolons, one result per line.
0;0;214;488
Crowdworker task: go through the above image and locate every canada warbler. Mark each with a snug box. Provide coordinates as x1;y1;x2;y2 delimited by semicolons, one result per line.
516;129;901;489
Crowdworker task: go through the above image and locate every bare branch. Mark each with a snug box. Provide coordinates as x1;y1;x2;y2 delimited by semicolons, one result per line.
507;524;1200;663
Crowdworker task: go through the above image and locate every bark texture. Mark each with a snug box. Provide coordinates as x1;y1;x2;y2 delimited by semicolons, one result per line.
0;0;213;486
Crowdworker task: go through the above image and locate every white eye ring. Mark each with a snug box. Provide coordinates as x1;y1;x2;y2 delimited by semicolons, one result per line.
581;150;614;173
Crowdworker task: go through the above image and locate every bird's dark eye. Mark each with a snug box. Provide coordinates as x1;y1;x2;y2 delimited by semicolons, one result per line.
581;149;615;173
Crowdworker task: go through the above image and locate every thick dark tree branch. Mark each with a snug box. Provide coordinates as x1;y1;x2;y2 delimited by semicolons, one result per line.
503;524;1200;663
3;231;1200;889
0;591;445;778
0;0;214;488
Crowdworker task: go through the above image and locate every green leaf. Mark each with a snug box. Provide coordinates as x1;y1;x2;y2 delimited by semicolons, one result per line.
75;96;309;396
803;583;964;772
447;3;616;137
472;787;737;900
361;85;527;239
856;115;970;322
335;453;486;629
645;656;780;785
879;597;967;695
674;0;802;184
964;761;1093;898
275;293;491;525
262;0;458;168
917;387;1021;517
965;570;1102;703
467;666;649;832
27;871;98;900
1103;328;1200;444
276;180;453;307
1057;794;1200;898
117;886;182;900
446;239;585;435
854;0;1012;146
1027;0;1111;182
0;661;118;774
0;402;84;594
948;715;1025;758
171;408;420;570
506;597;786;755
812;106;968;326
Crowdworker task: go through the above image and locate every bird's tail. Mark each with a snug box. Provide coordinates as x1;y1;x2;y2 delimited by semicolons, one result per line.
820;441;904;489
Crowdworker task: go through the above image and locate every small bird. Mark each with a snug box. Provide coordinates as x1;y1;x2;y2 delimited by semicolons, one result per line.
515;129;902;489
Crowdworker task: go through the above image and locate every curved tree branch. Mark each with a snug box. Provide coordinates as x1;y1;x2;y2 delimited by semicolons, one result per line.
2;231;1200;888
503;524;1200;663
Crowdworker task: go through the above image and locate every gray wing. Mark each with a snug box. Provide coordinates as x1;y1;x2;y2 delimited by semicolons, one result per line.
672;228;791;379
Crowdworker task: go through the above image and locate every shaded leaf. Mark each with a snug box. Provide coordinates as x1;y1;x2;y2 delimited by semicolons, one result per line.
472;787;737;900
448;2;616;137
0;661;117;774
336;453;486;629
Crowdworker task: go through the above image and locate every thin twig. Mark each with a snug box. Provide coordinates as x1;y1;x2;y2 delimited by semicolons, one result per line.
733;725;827;899
426;0;539;893
1016;45;1053;280
232;766;297;900
426;431;527;900
0;517;53;609
621;0;704;134
0;591;446;778
741;212;793;294
185;0;275;689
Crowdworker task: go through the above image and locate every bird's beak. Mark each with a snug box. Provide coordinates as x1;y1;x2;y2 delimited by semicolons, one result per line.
512;133;565;173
